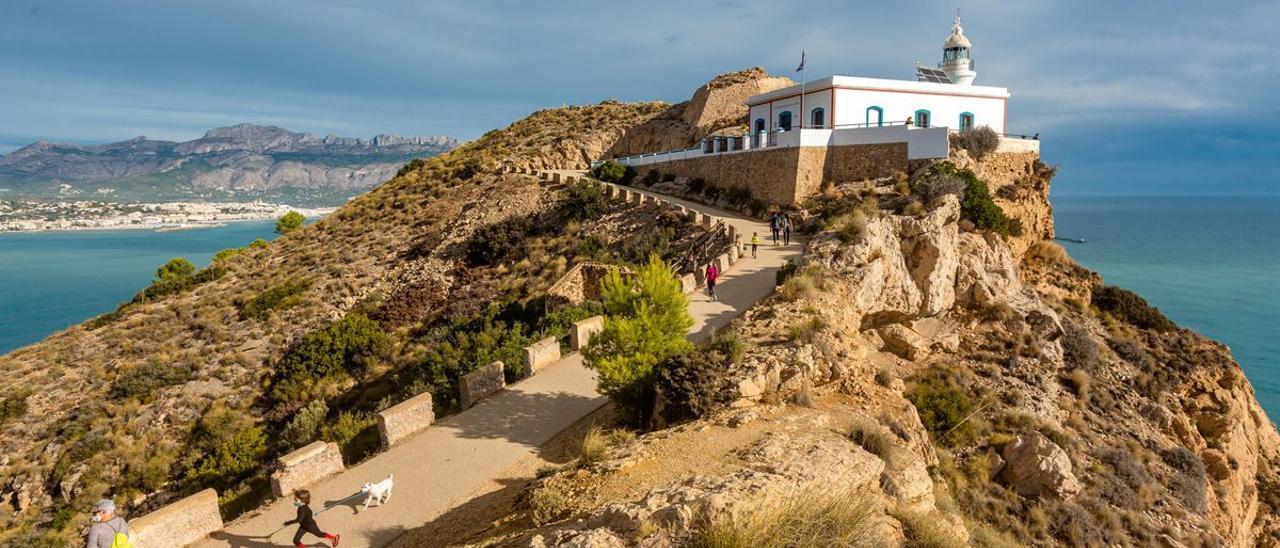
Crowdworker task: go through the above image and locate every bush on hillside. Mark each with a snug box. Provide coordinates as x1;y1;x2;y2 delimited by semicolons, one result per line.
275;210;306;234
562;179;608;222
465;217;537;267
183;405;269;489
134;257;223;303
417;313;532;412
268;312;390;407
911;173;967;205
950;126;1000;159
584;255;693;422
240;277;312;320
920;162;1015;235
1162;447;1208;512
591;160;635;185
654;352;733;424
618;225;676;266
109;360;194;402
282;399;329;448
0;392;29;427
910;370;976;445
1092;286;1176;332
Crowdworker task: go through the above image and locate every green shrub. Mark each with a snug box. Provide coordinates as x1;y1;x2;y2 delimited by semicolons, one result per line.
775;259;799;286
920;162;1013;235
910;173;967;204
322;410;379;463
619;225;676;265
240;277;311;320
249;238;269;249
0;392;30;427
654;352;732;424
528;482;573;526
786;316;825;343
1092;286;1176;332
275;210;306;234
708;330;745;365
690;484;883;548
134;257;218;302
591;159;631;184
269;312;390;406
282;399;328;448
725;186;754;207
212;247;245;263
830;210;868;242
584;256;693;421
109;361;194;402
910;371;975;445
184;406;268;489
465;217;536;267
418;314;531;412
538;302;605;341
950;126;1000;159
562;179;608;222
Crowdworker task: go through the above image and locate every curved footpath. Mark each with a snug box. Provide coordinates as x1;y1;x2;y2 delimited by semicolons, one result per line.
196;175;802;547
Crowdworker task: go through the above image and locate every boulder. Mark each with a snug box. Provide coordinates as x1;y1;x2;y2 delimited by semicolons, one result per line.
999;432;1081;499
878;324;928;360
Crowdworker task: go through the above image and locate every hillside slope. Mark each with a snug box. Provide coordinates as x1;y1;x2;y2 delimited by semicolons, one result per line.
0;124;458;205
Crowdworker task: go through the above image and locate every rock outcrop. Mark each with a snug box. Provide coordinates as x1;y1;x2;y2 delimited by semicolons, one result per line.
998;432;1082;499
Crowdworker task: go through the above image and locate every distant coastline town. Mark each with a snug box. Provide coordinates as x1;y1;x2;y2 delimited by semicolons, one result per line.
0;200;335;233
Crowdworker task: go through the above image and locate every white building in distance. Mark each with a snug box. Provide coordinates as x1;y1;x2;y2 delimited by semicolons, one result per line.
747;16;1009;136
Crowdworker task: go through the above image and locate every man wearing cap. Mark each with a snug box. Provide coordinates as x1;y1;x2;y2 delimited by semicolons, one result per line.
86;499;130;548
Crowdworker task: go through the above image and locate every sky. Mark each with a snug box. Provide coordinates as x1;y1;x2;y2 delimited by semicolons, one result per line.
1;0;1278;196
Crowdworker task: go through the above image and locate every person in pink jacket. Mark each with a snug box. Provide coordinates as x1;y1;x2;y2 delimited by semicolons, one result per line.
705;263;719;301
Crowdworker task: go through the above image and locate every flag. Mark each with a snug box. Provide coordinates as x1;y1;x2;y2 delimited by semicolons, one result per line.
795;50;805;72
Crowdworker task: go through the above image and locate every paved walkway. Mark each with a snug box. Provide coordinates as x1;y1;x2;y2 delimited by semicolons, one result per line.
198;179;802;547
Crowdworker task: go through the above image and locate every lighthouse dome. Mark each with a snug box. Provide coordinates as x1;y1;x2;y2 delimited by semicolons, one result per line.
944;17;971;48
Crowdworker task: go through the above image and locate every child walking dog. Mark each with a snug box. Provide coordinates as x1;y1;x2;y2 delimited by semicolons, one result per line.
285;490;339;548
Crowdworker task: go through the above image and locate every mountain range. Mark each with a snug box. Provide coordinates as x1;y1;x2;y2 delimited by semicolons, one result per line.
0;124;459;205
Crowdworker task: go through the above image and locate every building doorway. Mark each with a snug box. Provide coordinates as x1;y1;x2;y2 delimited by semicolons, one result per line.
866;106;883;127
810;107;825;128
779;111;793;131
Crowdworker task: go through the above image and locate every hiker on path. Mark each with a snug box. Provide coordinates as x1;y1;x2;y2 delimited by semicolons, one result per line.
770;213;781;244
85;499;130;548
705;263;719;301
783;215;793;246
285;490;340;548
750;232;760;258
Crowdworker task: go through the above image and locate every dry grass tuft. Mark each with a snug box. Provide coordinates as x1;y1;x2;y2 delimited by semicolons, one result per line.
690;483;884;548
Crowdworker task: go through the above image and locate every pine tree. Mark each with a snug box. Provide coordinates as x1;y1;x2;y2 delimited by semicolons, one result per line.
585;255;692;420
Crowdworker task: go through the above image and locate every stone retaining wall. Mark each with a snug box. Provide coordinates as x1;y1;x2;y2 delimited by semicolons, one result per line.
460;361;505;409
378;391;435;449
129;489;223;548
545;262;631;312
570;316;604;350
270;441;344;498
630;142;908;205
524;336;561;372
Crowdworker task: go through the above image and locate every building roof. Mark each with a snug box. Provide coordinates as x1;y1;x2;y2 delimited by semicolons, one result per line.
746;75;1009;106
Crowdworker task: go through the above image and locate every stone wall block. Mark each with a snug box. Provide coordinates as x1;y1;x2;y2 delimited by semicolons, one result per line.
460;361;506;409
129;489;223;548
378;391;435;449
570;316;604;350
270;442;344;499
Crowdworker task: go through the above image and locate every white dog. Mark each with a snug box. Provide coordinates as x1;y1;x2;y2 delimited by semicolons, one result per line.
360;474;394;510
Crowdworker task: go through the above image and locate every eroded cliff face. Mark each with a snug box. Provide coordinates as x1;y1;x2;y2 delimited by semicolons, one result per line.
503;151;1279;547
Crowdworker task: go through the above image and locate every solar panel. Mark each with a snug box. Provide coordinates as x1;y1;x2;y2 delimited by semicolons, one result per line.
916;65;952;84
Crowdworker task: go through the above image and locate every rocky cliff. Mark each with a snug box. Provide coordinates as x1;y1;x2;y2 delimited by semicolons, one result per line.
0;124;458;205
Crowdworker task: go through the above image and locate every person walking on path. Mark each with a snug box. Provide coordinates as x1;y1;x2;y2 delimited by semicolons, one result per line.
86;499;130;548
285;490;340;548
782;215;793;246
750;232;760;258
770;213;781;245
705;263;719;301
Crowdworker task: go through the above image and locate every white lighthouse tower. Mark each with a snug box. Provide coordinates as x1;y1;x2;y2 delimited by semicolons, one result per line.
938;15;976;85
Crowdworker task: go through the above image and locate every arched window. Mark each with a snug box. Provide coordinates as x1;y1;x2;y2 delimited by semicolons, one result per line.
866;106;883;127
754;118;766;133
914;109;931;128
810;107;825;128
959;112;975;131
778;111;793;131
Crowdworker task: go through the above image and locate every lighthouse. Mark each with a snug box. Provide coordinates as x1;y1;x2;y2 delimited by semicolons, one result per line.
938;15;976;85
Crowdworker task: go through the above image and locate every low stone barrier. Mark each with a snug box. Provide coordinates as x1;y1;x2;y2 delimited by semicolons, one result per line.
524;336;561;372
570;316;604;350
270;441;344;498
552;172;563;183
129;489;223;548
460;361;505;409
378;391;435;449
690;212;704;224
679;273;698;293
702;215;716;229
715;253;730;274
728;244;739;264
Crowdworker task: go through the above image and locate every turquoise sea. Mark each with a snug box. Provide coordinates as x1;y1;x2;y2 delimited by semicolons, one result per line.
1054;196;1279;421
0;199;1276;422
0;220;279;354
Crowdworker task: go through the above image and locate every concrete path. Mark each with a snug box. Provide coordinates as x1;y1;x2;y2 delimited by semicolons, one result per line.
197;178;802;547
